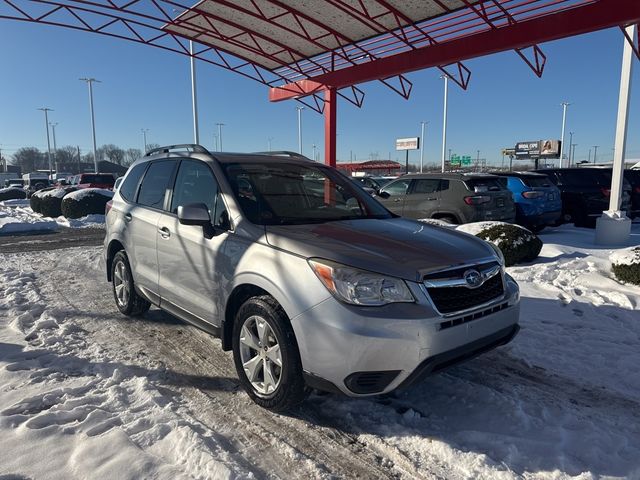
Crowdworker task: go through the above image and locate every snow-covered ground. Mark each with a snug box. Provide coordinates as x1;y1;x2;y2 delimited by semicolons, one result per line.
0;224;639;479
0;204;105;234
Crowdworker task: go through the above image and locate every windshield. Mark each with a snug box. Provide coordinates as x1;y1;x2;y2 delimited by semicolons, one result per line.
222;162;394;225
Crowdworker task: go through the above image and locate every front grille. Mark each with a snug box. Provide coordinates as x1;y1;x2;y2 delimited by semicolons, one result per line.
439;302;509;330
426;273;504;314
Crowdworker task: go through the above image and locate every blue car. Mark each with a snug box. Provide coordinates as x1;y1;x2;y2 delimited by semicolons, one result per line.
499;172;562;232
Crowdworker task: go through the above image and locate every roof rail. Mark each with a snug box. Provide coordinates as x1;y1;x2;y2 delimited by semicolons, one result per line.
253;150;310;160
145;144;210;156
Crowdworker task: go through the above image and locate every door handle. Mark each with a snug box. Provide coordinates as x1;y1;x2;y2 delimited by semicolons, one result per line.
158;226;171;238
124;213;132;222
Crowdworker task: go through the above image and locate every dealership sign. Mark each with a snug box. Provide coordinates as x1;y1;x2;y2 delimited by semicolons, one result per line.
515;140;561;159
396;137;420;150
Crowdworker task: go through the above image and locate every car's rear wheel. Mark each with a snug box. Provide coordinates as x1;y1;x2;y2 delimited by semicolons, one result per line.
112;250;151;316
232;295;308;411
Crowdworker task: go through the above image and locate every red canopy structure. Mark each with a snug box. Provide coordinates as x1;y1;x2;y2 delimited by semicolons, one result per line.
2;0;639;166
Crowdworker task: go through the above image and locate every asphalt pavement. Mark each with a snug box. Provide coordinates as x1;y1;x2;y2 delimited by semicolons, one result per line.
0;227;105;254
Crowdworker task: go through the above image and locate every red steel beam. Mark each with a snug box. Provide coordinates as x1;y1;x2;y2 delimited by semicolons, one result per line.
270;0;640;101
324;87;337;167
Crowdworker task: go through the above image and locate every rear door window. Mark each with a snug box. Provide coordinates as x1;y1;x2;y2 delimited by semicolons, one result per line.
521;176;552;188
411;179;440;194
137;161;177;210
465;177;504;192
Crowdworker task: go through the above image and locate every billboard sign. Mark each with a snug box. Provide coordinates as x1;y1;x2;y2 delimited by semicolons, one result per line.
515;140;561;159
396;137;420;150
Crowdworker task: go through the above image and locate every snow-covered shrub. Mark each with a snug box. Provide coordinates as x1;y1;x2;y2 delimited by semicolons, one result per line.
30;187;75;217
472;223;542;267
61;188;114;219
0;187;26;201
611;247;640;286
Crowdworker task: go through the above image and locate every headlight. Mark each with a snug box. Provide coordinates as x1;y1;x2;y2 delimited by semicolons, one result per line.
488;242;505;266
308;259;414;306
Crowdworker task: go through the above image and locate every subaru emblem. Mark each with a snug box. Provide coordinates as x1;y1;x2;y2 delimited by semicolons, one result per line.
463;269;484;289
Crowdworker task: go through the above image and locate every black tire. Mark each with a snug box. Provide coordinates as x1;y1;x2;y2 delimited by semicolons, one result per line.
232;295;308;411
435;214;459;225
111;250;151;316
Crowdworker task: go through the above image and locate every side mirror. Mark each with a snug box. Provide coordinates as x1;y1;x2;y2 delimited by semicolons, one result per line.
377;191;390;199
178;203;211;226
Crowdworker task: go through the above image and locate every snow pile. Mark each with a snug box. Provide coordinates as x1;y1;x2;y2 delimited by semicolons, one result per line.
0;206;58;234
56;214;106;228
611;246;640;265
456;220;531;236
66;188;114;201
610;246;640;286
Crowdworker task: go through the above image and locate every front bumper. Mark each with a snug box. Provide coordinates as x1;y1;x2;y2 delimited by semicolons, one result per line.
293;274;520;396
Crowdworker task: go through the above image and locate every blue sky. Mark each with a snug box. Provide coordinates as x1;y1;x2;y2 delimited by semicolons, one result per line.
0;20;638;167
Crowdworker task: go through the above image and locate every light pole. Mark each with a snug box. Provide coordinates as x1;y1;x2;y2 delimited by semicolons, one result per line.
216;123;225;151
560;101;570;168
571;143;577;167
50;122;58;171
190;41;199;144
593;145;599;164
312;144;317;161
80;77;100;172
214;134;219;152
296;106;304;154
268;137;274;151
420;121;428;173
440;75;449;173
588;148;592;163
568;131;574;166
38;107;53;175
141;128;149;153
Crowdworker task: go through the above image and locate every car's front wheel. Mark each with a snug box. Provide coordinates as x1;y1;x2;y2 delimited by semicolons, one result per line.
232;295;308;411
111;250;151;316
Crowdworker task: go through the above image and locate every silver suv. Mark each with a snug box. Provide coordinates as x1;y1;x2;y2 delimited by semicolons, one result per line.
103;145;520;411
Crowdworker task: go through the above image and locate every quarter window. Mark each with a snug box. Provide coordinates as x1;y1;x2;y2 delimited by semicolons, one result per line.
119;162;148;202
137;161;176;209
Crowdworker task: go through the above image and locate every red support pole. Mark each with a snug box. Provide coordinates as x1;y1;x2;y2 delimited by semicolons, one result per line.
324;87;337;167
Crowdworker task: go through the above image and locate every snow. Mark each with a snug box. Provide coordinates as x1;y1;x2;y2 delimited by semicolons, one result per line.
66;188;114;201
611;246;640;265
35;188;68;199
456;220;531;236
0;224;639;479
0;204;105;233
0;199;31;208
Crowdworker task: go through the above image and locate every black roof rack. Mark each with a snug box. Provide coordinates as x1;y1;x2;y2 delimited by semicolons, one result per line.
253;151;310;160
145;144;210;157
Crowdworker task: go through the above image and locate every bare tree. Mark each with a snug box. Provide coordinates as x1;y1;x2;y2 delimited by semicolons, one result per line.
11;147;44;172
100;144;126;165
125;148;142;166
55;145;77;165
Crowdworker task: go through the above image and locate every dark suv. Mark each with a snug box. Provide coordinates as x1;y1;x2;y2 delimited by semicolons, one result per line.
534;168;632;227
624;169;640;218
376;173;516;224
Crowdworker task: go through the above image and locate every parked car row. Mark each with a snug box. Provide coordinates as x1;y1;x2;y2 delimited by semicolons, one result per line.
350;167;638;231
16;172;117;197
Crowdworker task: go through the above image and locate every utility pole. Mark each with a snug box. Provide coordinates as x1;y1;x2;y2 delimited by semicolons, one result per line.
190;41;199;144
420;121;428;173
568;131;574;166
593;145;599;164
440;75;449;173
37;107;53;175
79;78;100;172
216;123;225;151
296;106;304;155
141;128;149;153
560;101;570;168
49;122;58;172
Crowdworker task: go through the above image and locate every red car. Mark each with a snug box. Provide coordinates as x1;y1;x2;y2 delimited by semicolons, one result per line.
74;173;116;190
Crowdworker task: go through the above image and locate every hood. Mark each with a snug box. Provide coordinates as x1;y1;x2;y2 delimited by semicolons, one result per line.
265;218;497;282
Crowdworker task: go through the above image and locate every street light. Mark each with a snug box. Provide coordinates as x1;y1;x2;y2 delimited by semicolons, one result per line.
141;128;149;153
216;123;225;151
268;137;274;151
312;144;317;161
80;77;100;172
37;107;53;175
420;121;428;173
190;41;199;144
440;75;449;173
296;106;304;154
593;145;599;164
560;101;570;168
568;131;574;166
